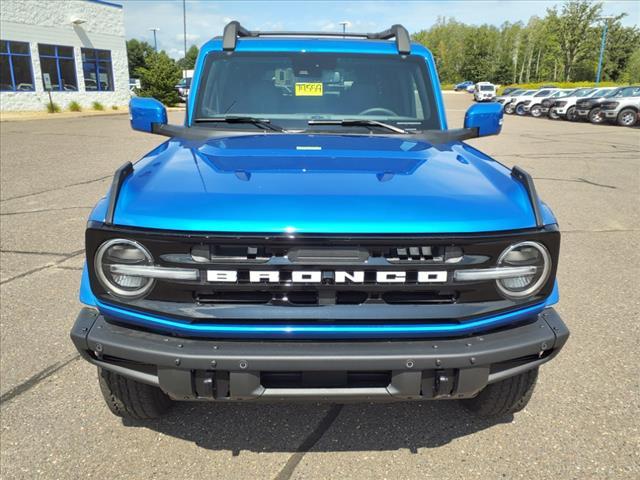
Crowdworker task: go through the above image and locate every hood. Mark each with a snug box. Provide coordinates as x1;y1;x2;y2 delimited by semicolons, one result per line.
110;133;538;234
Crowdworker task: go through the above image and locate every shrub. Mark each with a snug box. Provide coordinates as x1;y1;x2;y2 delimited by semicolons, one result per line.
68;101;82;112
111;105;119;110
92;101;104;111
137;51;181;106
46;102;61;113
440;83;455;90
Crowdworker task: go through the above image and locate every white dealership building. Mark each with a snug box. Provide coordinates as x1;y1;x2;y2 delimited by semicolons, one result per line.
0;0;129;111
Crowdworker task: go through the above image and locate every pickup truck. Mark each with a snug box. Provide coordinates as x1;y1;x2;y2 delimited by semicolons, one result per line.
598;92;640;127
576;86;640;124
548;87;610;120
70;22;569;420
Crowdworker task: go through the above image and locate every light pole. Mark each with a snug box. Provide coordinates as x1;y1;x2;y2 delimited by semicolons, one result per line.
595;16;614;84
149;27;160;52
339;21;350;37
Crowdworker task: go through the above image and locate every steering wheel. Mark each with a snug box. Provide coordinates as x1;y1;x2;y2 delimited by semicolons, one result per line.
358;107;398;116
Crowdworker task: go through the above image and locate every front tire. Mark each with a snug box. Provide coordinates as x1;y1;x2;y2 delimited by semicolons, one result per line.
504;103;515;114
515;103;527;116
589;108;605;124
617;108;638;127
98;368;174;420
549;109;561;120
461;368;538;418
529;104;542;117
566;106;577;121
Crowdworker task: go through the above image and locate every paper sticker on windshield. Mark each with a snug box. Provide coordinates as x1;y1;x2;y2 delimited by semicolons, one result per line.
295;83;323;96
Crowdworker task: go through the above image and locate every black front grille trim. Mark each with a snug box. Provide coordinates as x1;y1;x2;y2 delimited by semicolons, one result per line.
86;223;560;319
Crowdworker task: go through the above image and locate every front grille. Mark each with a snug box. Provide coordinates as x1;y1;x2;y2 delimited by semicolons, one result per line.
194;289;456;306
86;225;560;324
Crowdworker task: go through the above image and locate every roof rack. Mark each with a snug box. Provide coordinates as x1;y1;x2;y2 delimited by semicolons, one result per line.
222;21;411;54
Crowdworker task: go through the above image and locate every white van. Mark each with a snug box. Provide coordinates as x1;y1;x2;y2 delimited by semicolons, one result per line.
474;82;496;102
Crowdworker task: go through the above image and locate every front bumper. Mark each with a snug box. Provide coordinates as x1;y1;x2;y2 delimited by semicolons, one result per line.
71;307;569;402
603;109;618;119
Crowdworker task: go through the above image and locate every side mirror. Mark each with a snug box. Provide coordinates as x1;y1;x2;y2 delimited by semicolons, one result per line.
129;97;167;133
464;103;503;137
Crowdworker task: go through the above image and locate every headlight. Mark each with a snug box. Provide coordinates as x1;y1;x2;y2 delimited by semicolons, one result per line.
555;101;567;107
95;239;154;298
523;100;531;105
496;241;551;299
602;102;618;109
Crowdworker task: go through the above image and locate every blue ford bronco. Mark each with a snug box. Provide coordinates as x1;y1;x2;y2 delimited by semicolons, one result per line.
71;22;569;419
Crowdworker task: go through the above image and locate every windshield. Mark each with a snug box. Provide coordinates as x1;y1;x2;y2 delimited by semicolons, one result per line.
612;86;640;97
480;85;494;91
574;88;596;97
556;89;576;98
509;89;524;96
194;52;439;131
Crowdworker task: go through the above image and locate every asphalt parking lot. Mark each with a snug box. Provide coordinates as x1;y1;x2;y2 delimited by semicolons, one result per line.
1;93;639;479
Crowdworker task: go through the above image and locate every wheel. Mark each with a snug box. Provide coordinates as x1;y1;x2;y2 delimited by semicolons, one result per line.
515;103;527;116
589;108;605;124
529;104;542;118
504;103;515;114
617;108;638;127
98;367;173;419
566;106;577;121
461;368;538;418
549;109;561;120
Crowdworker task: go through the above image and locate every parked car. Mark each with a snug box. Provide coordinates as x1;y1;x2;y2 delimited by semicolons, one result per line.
530;89;576;118
508;89;556;116
129;78;141;96
496;89;525;108
576;86;639;123
517;88;564;116
473;82;496;102
71;21;569;420
504;90;537;114
465;83;476;93
174;77;192;101
548;88;601;120
598;91;640;127
454;80;474;91
501;87;519;96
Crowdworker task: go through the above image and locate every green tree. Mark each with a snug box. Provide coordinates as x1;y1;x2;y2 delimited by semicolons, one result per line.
459;25;499;82
126;39;155;78
622;48;640;83
177;45;199;71
547;0;602;81
600;20;640;81
137;51;182;106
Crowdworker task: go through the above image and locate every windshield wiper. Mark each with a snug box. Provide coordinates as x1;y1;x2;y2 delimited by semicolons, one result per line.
194;116;285;132
307;119;407;134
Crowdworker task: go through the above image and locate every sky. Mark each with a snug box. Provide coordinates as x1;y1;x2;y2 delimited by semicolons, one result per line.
120;0;640;59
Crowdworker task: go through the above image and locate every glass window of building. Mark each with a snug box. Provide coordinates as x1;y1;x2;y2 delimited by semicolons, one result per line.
38;44;77;91
81;48;114;91
0;40;35;91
